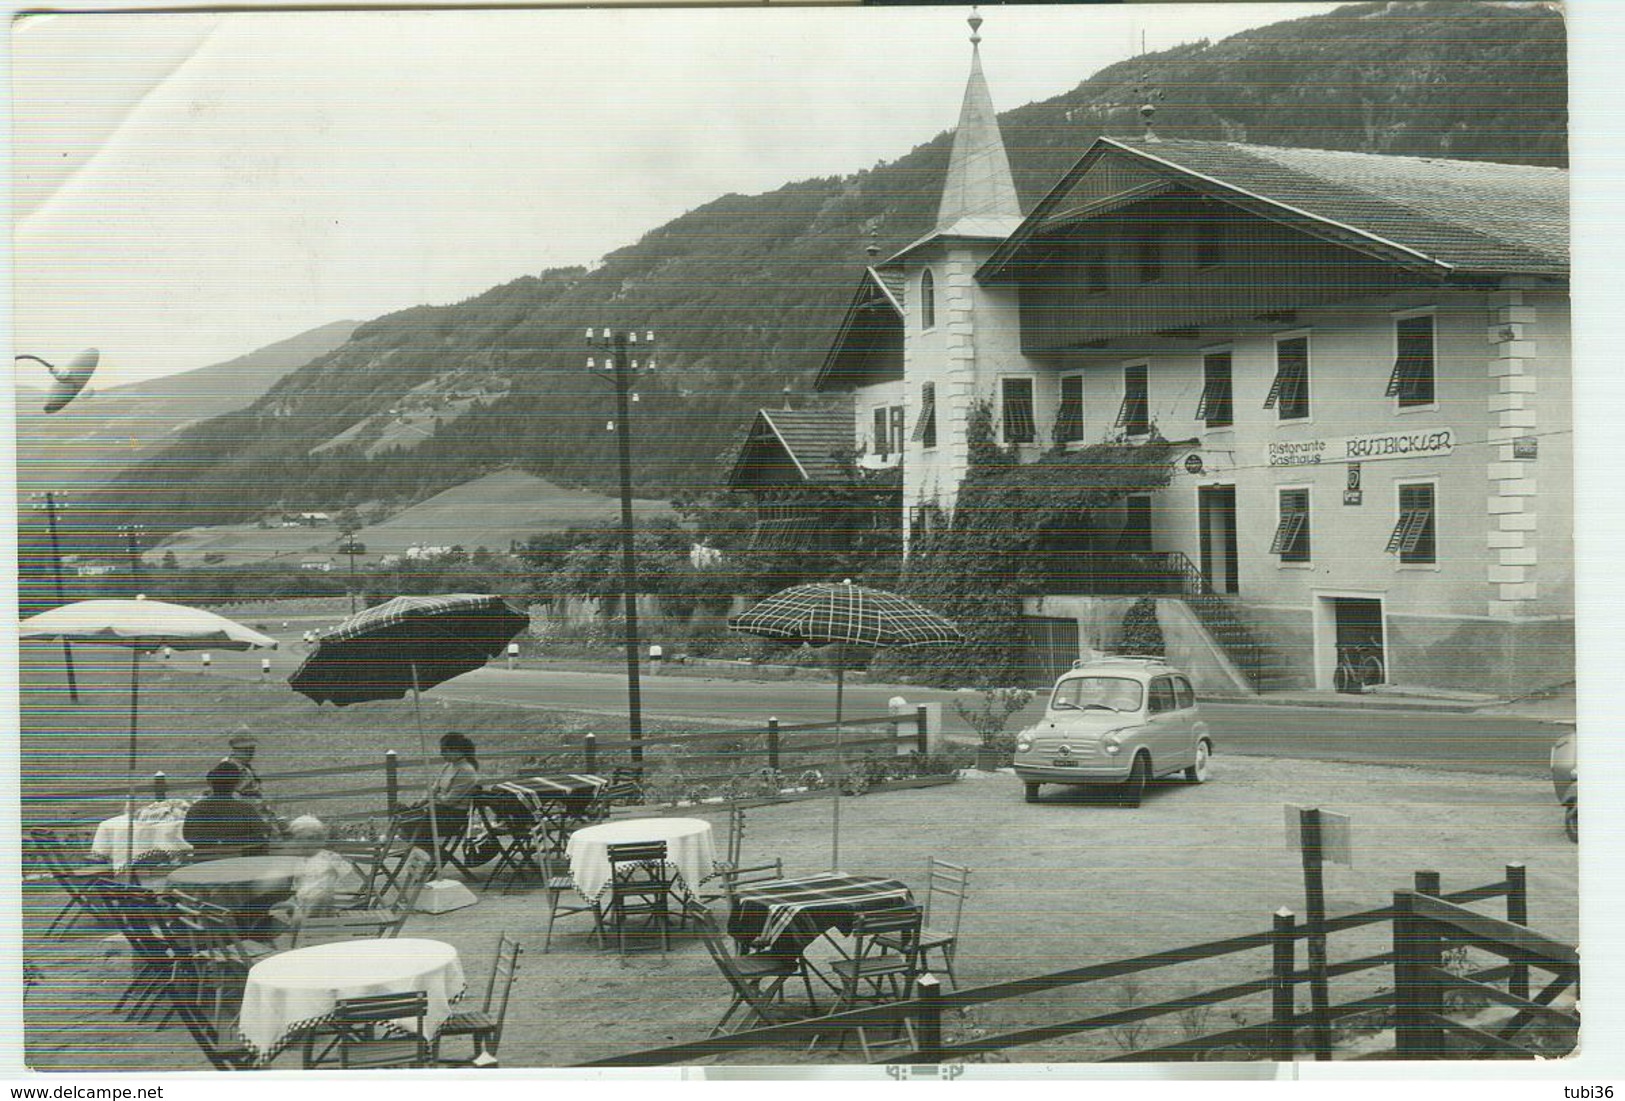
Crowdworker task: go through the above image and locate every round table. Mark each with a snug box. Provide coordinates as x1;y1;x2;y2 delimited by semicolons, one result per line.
236;937;466;1062
566;817;716;902
90;813;191;870
166;855;309;916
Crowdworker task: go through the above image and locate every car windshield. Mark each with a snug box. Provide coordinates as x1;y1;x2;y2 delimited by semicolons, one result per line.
1051;676;1144;713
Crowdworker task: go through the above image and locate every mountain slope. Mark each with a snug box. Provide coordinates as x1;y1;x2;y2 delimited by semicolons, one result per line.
14;319;358;496
98;1;1566;534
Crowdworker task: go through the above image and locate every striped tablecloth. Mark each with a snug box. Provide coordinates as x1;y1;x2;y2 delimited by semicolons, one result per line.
728;873;914;959
482;773;608;821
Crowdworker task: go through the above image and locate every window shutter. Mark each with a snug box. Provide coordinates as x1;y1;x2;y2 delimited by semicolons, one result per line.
911;385;937;444
1114;392;1132;427
1269;512;1306;556
1263;370;1283;410
1055;376;1084;442
1196;377;1221;420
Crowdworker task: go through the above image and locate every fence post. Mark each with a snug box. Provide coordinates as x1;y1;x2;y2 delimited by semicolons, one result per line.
916;705;929;756
153;772;167;801
1413;870;1445;1057
1269;907;1298;1061
767;718;780;771
1391;890;1421;1059
384;751;399;818
913;973;944;1063
585;733;598;773
1506;862;1529;1000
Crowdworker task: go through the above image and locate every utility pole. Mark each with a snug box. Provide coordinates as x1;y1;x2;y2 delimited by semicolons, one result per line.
30;492;79;702
119;525;146;595
586;326;656;766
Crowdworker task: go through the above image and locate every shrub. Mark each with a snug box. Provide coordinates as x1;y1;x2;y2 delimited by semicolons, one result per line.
1120;597;1165;658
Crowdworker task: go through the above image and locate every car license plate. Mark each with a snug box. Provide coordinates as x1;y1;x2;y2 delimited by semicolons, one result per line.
1051;757;1078;768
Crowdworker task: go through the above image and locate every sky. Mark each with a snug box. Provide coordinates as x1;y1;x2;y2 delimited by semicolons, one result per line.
9;3;1354;390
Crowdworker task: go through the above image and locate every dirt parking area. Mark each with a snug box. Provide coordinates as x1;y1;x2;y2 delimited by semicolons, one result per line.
23;751;1578;1070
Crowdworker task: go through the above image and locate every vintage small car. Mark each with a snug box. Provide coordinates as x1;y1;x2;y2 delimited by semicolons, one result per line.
1550;731;1577;842
1013;657;1213;807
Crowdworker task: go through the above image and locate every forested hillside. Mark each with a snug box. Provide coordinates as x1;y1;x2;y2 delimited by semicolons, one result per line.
97;1;1567;534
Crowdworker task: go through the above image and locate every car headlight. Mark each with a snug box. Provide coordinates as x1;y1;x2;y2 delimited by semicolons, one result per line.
1102;733;1122;756
1016;734;1033;753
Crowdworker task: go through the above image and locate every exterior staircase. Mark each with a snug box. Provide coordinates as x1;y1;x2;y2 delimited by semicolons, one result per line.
1157;552;1294;692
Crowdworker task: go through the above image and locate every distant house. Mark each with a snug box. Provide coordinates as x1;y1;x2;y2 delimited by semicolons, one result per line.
72;562;118;577
300;559;335;572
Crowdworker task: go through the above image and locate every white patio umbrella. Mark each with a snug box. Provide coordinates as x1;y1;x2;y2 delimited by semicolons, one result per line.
20;597;278;875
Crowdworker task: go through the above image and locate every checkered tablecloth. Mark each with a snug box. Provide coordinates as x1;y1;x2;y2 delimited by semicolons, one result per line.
729;873;914;958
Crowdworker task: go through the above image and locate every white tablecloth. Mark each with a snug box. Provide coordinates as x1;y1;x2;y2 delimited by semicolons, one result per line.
90;814;191;870
566;817;716;902
237;937;465;1062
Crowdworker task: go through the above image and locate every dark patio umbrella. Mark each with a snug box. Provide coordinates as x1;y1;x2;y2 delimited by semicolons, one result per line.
288;593;530;870
729;580;963;869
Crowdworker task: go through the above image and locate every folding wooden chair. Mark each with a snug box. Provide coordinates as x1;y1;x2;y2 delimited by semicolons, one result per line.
26;828;117;937
699;857;785;908
584;768;644;822
162;977;258;1070
602;841;675;955
829;905;924;1060
169;892;273;1034
686;902;819;1036
433;932;524;1066
99;883;191;1025
541;854;600;953
877;858;970;988
303;991;429;1070
477;799;544;893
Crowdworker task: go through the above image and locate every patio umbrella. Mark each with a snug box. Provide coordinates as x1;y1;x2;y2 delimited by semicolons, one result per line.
19;597;278;876
729;580;963;869
287;593;530;872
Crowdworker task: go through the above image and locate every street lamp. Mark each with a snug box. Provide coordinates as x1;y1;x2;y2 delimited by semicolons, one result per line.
587;325;657;766
118;524;146;595
27;491;79;702
340;534;363;614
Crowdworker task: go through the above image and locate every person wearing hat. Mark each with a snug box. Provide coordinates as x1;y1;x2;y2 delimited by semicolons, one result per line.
225;735;265;802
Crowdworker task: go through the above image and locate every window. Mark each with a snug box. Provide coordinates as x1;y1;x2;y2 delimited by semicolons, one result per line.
1389;483;1436;564
1085;245;1109;297
1173;676;1196;710
1001;377;1036;444
1265;336;1310;420
1388;314;1436;407
1117;495;1153;553
1138;227;1163;283
1196;351;1233;428
1116;365;1150;436
1272;488;1311;563
912;383;938;448
1148;677;1177;714
1196;220;1225;270
920;269;936;330
1055;375;1084;443
873;405;903;457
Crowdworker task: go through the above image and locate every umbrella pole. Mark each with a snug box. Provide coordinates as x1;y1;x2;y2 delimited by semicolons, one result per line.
125;646;140;882
411;662;443;878
832;648;844;872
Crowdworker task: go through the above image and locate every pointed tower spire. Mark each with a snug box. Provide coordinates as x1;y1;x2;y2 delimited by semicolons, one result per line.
935;7;1022;236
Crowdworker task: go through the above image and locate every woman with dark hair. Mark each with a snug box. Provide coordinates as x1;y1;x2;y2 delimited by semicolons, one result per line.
398;733;482;846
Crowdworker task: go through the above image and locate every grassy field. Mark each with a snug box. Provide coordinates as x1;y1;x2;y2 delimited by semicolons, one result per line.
153;468;679;567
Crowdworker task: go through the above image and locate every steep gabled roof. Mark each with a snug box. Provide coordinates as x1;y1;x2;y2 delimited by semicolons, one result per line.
814;267;906;392
726;405;855;490
980;137;1568;282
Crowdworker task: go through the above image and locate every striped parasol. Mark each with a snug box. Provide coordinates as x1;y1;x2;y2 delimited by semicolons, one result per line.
730;581;962;869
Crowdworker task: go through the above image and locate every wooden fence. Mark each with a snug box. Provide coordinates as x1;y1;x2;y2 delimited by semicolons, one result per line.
579;864;1560;1066
26;707;934;833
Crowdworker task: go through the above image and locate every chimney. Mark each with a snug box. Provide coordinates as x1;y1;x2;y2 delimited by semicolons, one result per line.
1141;102;1158;142
782;386;795;412
865;226;880;260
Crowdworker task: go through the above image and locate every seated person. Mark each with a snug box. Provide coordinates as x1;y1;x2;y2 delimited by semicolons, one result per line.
267;816;362;930
225;733;286;834
396;733;481;849
182;761;273;854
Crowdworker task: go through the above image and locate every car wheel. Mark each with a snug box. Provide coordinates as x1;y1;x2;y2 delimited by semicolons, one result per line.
1119;754;1149;808
1024;782;1041;804
1564;800;1578;843
1184;740;1212;784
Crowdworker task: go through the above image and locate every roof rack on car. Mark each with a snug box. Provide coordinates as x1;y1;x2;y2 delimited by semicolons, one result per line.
1071;653;1166;668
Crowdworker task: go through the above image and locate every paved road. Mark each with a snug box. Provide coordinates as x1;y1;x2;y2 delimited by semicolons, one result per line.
193;639;1561;777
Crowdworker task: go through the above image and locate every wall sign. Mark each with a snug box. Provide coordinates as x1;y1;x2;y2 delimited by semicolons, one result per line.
1184;453;1205;474
1513;436;1539;460
1267;428;1455;468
